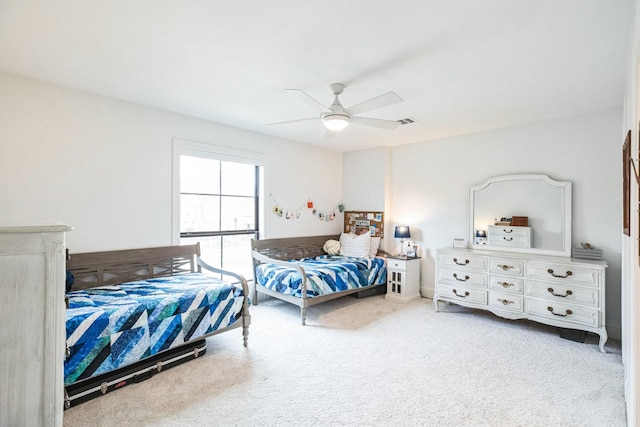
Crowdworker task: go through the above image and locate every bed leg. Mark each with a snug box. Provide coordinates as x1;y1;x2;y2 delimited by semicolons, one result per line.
301;306;307;326
242;324;249;347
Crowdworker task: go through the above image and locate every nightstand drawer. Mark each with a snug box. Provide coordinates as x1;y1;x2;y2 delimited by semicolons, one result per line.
388;259;407;269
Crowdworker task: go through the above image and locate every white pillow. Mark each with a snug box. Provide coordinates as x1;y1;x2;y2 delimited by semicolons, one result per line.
369;236;381;258
339;232;371;258
323;239;341;256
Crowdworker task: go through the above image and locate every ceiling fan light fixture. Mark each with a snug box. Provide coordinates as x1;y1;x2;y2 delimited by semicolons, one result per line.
322;114;350;131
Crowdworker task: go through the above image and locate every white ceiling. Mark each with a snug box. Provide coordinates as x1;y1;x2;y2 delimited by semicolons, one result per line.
0;1;634;152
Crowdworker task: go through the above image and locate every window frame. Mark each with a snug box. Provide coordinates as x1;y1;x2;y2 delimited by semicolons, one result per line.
172;139;267;247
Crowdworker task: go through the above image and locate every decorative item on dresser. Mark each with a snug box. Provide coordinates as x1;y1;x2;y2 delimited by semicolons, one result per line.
436;173;608;352
487;225;531;248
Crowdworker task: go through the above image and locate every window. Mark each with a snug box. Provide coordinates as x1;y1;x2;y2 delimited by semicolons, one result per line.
173;140;265;281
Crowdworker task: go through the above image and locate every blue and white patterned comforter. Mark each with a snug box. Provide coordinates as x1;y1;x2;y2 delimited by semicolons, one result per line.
65;272;245;385
255;255;386;298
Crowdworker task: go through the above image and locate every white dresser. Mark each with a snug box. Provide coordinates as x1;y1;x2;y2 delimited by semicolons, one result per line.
434;247;607;352
0;225;71;427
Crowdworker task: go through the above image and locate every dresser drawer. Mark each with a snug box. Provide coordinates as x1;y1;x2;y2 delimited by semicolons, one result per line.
526;262;601;287
488;290;524;312
489;275;524;293
438;253;487;271
527;298;599;327
438;268;487;288
526;280;599;307
489;258;524;276
438;283;487;305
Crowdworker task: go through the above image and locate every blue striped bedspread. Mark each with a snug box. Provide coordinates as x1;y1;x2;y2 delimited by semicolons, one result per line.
255;255;387;298
65;272;245;385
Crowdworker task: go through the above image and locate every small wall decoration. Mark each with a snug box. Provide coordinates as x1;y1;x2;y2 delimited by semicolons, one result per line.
343;211;384;237
270;194;341;222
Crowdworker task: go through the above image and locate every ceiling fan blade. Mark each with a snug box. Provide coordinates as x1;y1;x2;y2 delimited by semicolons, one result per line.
350;116;401;130
266;117;320;126
285;89;331;112
346;91;403;116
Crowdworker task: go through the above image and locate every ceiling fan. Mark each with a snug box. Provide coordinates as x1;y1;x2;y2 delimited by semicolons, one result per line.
268;83;404;135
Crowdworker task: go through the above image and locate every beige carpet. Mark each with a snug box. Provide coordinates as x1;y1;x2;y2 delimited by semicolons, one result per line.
63;296;626;427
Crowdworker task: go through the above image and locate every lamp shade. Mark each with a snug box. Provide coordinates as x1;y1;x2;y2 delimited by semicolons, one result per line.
322;114;350;131
394;226;411;239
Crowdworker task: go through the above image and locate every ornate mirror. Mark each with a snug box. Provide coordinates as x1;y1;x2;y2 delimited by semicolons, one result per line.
469;174;572;257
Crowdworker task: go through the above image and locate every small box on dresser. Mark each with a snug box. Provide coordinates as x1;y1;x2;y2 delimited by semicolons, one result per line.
487;225;531;249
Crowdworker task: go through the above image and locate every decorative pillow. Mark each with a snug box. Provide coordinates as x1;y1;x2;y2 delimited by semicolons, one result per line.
369;236;381;258
323;239;341;256
339;232;371;258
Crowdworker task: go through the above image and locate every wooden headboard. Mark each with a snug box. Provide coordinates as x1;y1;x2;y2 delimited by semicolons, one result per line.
251;235;339;261
66;243;200;291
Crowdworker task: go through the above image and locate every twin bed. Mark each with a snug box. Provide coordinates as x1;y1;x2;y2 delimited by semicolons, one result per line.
251;234;388;325
64;243;250;408
64;234;387;407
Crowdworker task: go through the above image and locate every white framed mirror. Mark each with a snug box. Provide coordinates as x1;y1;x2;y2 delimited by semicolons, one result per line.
469;174;572;257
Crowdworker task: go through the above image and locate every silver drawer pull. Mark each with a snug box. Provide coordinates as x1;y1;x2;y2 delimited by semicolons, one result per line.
503;237;513;241
497;298;514;306
452;257;469;266
498;281;514;288
453;273;469;281
547;306;573;317
503;229;513;233
452;289;469;298
547;268;573;278
497;264;514;271
547;287;573;298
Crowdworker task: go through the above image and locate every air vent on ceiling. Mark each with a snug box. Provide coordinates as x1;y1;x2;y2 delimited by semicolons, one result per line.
397;117;415;125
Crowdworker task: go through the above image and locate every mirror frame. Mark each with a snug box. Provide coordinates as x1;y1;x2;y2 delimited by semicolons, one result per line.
469;174;572;257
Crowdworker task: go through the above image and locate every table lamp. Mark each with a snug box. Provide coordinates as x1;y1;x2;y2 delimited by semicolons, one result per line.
394;225;411;256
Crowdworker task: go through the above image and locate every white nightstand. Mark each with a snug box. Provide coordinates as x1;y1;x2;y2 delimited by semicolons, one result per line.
385;256;421;302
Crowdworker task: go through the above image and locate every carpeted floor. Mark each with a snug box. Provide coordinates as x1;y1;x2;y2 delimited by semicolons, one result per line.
63;296;626;427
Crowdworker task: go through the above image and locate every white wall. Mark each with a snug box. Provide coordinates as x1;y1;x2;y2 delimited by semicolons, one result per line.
0;72;343;252
344;109;622;339
342;146;396;250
